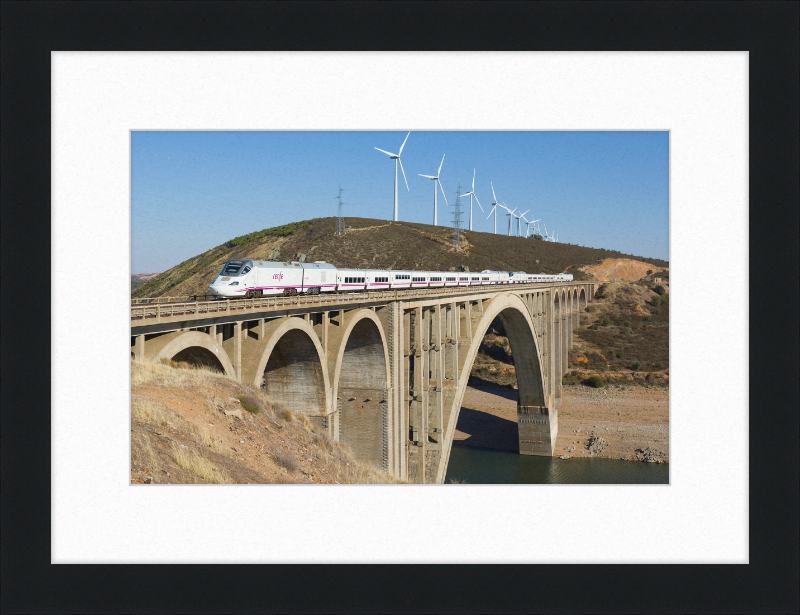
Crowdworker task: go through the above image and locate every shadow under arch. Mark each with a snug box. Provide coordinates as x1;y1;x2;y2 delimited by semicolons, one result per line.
253;317;330;418
153;331;234;378
578;287;587;309
331;309;390;468
437;292;547;483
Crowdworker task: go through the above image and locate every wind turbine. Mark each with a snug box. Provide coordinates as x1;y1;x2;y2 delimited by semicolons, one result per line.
486;182;503;234
523;216;540;238
503;203;516;236
516;209;530;237
374;131;410;222
418;154;448;226
461;169;483;231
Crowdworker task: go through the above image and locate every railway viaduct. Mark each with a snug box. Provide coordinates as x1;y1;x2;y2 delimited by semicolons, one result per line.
131;281;596;484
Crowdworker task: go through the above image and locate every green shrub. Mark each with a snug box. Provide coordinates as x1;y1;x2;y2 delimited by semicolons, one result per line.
632;361;641;371
647;269;653;276
615;350;624;358
586;375;605;388
655;362;664;370
654;285;666;296
645;316;652;322
226;219;317;248
237;394;262;414
623;320;631;328
601;318;610;327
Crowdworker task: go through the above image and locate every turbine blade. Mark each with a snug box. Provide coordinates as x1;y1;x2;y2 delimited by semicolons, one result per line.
375;147;397;157
419;174;436;179
474;193;484;212
491;182;498;204
398;158;409;191
398;131;410;155
438;179;449;206
487;207;495;220
520;209;530;217
472;169;476;191
437;154;445;176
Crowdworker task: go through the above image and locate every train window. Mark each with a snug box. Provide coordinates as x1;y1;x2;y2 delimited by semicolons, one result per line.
222;260;244;275
242;266;251;274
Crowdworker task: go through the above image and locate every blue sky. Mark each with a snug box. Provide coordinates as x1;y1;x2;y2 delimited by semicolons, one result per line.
131;131;668;272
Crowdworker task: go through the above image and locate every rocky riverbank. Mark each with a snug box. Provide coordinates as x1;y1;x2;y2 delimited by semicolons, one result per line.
454;383;669;463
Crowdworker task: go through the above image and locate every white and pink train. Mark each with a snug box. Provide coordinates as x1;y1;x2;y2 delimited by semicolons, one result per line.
209;259;572;298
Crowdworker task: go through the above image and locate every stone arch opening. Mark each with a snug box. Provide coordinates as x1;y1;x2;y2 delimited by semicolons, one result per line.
172;346;226;372
443;295;548;482
494;307;546;408
337;317;389;469
579;287;587;308
262;329;327;417
153;330;236;379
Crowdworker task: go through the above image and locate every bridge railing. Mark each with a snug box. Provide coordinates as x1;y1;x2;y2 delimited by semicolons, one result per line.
130;281;581;323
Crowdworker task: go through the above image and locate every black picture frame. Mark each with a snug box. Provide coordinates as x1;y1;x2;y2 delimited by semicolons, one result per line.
2;2;797;613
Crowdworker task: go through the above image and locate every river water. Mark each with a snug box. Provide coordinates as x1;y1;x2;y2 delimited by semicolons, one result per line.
445;445;669;484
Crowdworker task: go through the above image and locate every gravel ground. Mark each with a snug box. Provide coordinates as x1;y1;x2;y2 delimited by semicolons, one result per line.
455;384;669;462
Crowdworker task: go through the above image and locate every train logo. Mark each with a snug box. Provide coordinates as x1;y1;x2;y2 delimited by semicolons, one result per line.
272;272;284;280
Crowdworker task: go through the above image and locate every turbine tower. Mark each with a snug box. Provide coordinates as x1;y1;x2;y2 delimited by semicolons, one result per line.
504;203;516;236
374;131;410;221
461;169;483;231
486;182;502;234
418;154;448;226
516;209;530;237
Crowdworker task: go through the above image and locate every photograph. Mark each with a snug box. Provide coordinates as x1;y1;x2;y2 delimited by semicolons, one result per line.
130;130;670;485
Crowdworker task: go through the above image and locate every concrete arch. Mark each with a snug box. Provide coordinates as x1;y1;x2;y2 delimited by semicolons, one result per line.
578;287;587;308
153;331;235;378
252;317;331;417
437;292;547;483
331;309;391;468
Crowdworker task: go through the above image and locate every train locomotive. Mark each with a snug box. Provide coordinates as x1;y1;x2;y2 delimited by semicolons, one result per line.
208;259;573;298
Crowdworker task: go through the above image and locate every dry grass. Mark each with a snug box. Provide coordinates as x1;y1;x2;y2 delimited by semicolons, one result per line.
171;442;232;484
132;359;402;484
132;358;225;387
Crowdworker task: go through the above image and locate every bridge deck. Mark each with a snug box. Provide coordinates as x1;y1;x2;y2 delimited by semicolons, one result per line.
131;281;576;328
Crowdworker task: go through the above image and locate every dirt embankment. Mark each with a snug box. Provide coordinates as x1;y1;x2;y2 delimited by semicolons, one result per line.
455;384;668;463
580;258;668;282
131;360;400;484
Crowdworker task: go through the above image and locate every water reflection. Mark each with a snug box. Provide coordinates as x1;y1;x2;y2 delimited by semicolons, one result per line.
446;445;669;484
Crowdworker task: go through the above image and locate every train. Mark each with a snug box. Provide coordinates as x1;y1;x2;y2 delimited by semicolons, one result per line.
208;259;573;298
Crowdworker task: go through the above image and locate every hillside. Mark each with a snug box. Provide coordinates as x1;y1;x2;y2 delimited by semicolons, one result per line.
131;360;401;484
132;217;669;298
470;279;670;390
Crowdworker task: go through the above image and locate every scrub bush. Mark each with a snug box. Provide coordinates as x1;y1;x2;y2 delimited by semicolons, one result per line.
586;375;605;388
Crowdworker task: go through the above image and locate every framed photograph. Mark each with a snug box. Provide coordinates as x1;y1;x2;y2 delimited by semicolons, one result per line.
3;2;797;613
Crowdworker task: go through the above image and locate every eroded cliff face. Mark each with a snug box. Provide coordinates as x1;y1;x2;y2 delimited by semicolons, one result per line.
579;258;668;282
